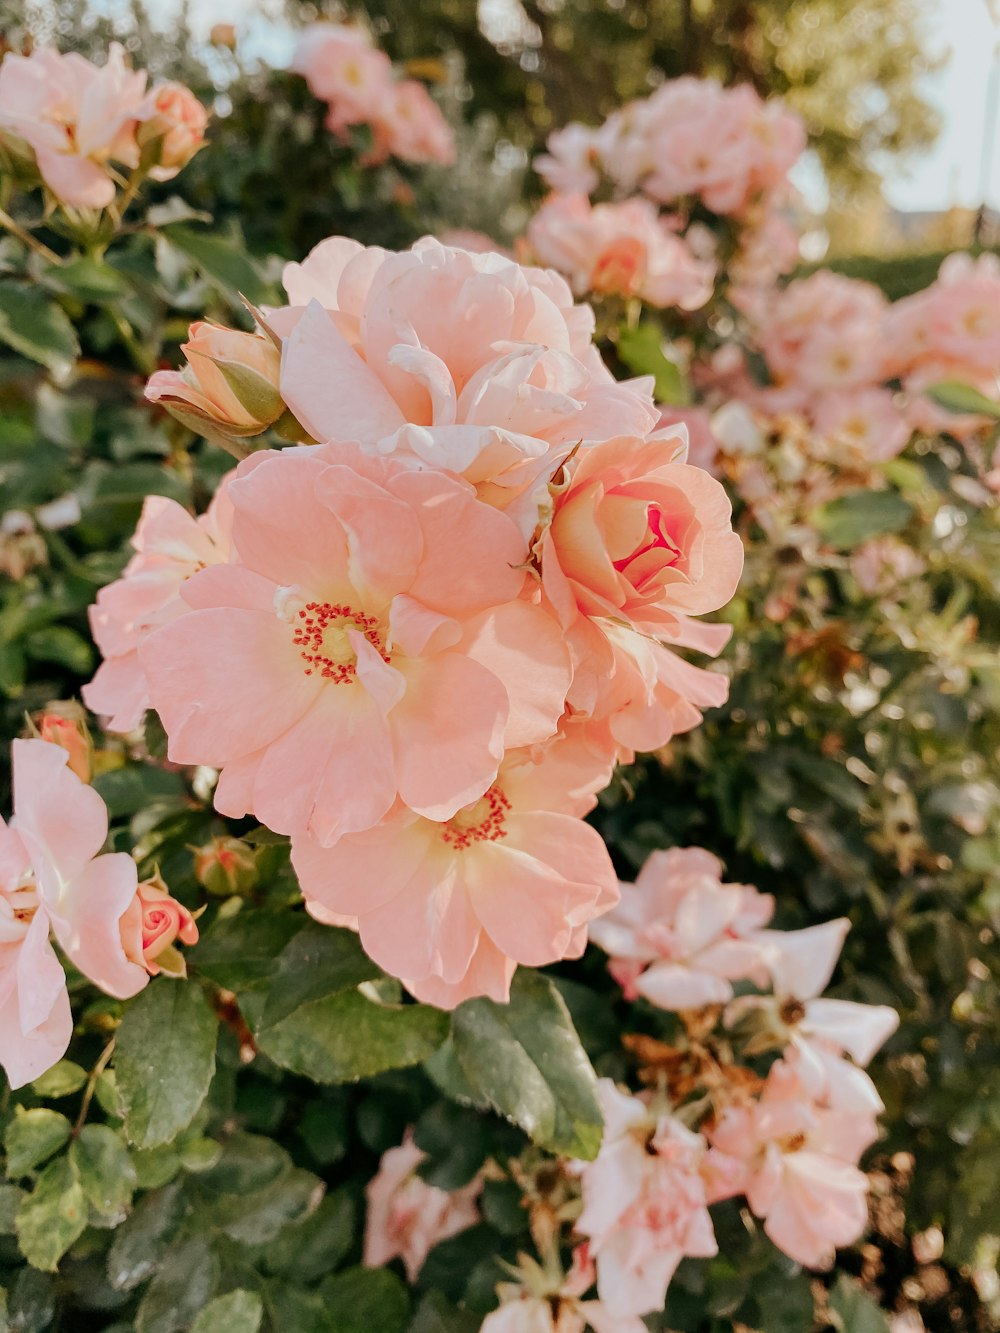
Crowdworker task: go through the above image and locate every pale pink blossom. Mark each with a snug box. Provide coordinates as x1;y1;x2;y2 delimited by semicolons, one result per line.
0;740;148;1088
363;1132;480;1281
812;388;911;463
291;23;393;133
526;195;715;310
590;847;773;1008
139;80;208;177
142;444;570;849
746;271;889;404
537;80;804;219
84;484;233;733
732;919;899;1109
0;43;147;208
706;1058;876;1268
850;537;925;596
291;23;454;166
291;745;617;1007
370;79;454;166
886;252;1000;383
277;236;659;536
483;1247;647;1333
575;1081;717;1318
438;229;513;259
535;123;605;195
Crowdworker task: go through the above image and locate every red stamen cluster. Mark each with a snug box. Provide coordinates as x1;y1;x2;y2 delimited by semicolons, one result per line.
293;601;387;681
441;786;512;851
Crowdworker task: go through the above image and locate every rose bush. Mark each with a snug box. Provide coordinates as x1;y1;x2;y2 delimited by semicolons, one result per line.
0;19;997;1333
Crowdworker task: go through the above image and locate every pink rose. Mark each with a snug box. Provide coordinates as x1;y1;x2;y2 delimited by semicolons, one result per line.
119;876;199;977
539;434;743;636
0;43;148;208
140;80;208;177
363;1132;480;1281
37;711;91;782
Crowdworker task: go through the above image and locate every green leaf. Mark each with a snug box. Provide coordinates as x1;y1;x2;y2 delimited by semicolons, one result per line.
116;982;219;1149
161;225;270;305
4;1109;71;1177
828;1276;890;1333
812;489;914;549
257;989;448;1083
15;1156;88;1271
190;910;303;992
318;1267;410;1333
925;379;1000;418
190;1290;263;1333
755;1271;815;1330
0;1184;24;1234
107;1180;185;1292
135;1238;220;1333
0;282;79;375
407;1291;480;1333
616;323;691;404
30;1061;87;1099
260;1189;354;1283
260;922;381;1026
69;1124;137;1227
442;970;603;1159
44;257;129;303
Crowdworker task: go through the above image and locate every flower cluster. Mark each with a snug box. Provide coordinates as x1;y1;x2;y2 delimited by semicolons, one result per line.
536;78;804;218
0;738;198;1089
526;76;805;310
571;845;898;1317
523;194;715;311
0;43;207;209
87;236;745;1009
292;22;454;166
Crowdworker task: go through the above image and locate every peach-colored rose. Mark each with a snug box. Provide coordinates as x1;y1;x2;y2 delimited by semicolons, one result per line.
370;79;454;166
363;1132;480;1281
1;740;148;1089
119;875;199;978
0;43;148;208
37;712;91;782
539;435;744;636
575;1081;718;1318
140;81;208;177
84;483;233;734
526;194;714;309
145;321;285;451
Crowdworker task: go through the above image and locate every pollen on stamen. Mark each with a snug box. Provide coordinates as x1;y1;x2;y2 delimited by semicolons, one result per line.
292;601;389;682
440;786;512;851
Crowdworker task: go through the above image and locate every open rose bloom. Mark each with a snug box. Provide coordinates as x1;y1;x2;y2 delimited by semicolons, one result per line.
87;233;745;1010
0;43;206;208
0;740;203;1088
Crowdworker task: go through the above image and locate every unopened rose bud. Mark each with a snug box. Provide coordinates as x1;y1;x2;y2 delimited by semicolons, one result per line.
194;836;258;898
37;709;92;782
146;320;288;455
210;24;237;49
120;872;200;978
139;81;209;177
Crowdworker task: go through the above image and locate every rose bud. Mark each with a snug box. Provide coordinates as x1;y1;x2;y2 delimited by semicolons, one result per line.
36;709;93;782
120;873;200;979
146;321;288;455
139;81;209;177
193;836;258;898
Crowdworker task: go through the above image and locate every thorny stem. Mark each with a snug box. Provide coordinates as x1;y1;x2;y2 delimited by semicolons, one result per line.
0;206;60;264
74;1037;116;1134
